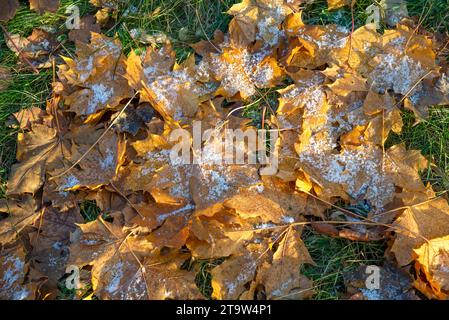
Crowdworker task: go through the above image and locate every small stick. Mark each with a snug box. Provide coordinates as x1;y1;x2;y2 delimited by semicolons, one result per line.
347;0;356;64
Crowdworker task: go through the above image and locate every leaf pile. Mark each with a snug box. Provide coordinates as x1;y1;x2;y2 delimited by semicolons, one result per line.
1;0;449;300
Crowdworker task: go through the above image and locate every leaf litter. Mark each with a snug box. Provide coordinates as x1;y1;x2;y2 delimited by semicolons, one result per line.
1;0;449;300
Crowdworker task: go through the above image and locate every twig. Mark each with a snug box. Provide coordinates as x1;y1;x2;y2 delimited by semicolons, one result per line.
195;8;221;53
347;0;356;64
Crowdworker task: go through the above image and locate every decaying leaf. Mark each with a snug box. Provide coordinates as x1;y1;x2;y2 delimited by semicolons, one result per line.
0;243;37;300
344;262;419;300
0;196;39;244
29;0;59;14
126;44;214;122
59;33;133;118
255;227;315;299
5;28;60;70
68;15;102;43
0;66;12;91
211;244;267;300
7;123;66;195
28;206;83;298
0;0;19;22
227;0;306;46
390;189;449;267
194;35;284;100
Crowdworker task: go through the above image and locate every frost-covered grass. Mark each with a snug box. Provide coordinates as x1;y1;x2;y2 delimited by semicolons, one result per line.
0;0;448;300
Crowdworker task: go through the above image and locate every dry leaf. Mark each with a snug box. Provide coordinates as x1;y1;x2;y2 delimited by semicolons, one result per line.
0;243;38;300
28;206;83;298
211;244;267;299
7;123;68;195
327;0;350;10
413;235;449;299
5;28;59;69
391;189;449;267
0;196;39;244
0;0;20;22
12;106;45;130
29;0;59;14
68;15;101;43
2;1;449;300
256;227;314;299
0;66;12;91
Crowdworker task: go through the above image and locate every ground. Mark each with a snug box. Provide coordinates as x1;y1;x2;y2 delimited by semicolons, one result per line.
0;0;448;299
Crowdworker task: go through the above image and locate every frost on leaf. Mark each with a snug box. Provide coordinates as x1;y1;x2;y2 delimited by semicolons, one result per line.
126;44;214;122
59;33;133;117
2;1;449;300
0;244;37;300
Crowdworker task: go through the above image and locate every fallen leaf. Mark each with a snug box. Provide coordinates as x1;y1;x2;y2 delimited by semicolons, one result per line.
344;262;419;300
5;28;59;70
0;0;19;22
68;15;101;43
413;235;449;299
29;0;59;14
256;227;314;299
211;244;267;299
0;243;37;299
0;196;39;244
327;0;350;10
391;189;449;267
28;206;83;298
0;66;12;91
7;123;69;195
12;106;45;130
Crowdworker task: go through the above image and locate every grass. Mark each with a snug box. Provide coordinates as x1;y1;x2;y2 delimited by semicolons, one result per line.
79;200;102;222
301;229;386;300
193;258;225;299
386;108;449;193
0;0;448;299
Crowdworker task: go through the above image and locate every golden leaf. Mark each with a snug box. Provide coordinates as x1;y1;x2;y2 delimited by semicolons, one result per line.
211;244;267;299
327;0;350;11
413;235;449;299
256;227;315;299
29;0;59;14
391;189;449;267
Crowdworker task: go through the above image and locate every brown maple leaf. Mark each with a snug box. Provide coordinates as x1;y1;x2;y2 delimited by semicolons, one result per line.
413;235;449;299
29;0;59;14
28;206;83;299
68;15;101;43
7;123;69;196
0;243;38;300
0;0;19;22
59;33;133;118
0;196;39;244
5;28;59;70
